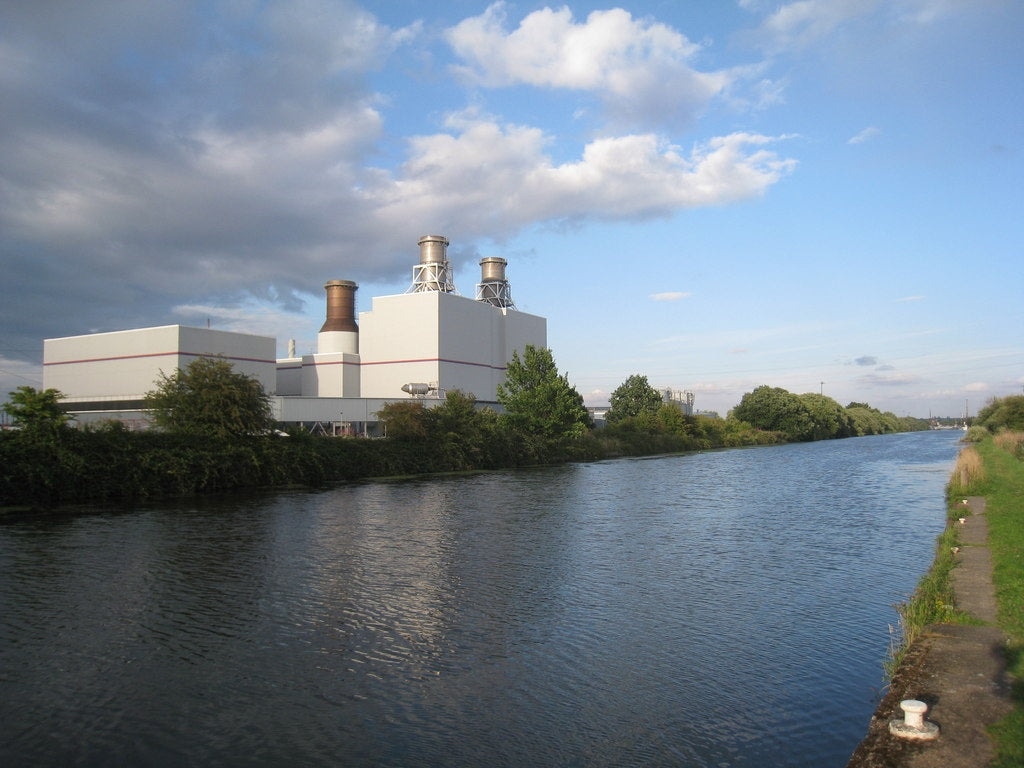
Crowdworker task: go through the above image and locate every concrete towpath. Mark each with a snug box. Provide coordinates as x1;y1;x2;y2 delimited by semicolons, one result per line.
845;496;1013;767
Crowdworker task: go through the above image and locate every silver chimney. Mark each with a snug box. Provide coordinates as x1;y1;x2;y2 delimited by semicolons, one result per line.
475;256;515;309
408;235;456;294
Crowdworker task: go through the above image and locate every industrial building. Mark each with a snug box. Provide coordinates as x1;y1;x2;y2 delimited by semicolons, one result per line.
43;235;547;434
44;325;278;429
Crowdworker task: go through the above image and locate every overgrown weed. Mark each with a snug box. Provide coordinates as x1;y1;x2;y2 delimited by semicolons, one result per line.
948;445;986;498
993;430;1024;458
885;524;970;677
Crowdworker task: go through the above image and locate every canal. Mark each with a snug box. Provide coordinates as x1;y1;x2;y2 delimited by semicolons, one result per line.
0;430;962;766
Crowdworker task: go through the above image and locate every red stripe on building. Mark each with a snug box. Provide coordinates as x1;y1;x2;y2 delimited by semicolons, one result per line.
44;351;277;366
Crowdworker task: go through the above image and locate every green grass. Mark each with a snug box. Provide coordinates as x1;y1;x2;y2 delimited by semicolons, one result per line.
885;523;971;678
883;449;992;679
978;436;1024;767
887;436;1024;763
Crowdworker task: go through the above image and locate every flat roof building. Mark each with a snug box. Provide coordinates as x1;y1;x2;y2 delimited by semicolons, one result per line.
43;235;547;433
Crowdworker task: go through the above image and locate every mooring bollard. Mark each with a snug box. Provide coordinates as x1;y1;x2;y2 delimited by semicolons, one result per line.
889;699;939;740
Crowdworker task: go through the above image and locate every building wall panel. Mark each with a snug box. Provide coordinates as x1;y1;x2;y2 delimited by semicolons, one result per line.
44;325;276;400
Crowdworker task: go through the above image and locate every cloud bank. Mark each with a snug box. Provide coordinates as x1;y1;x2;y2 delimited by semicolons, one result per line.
0;0;795;367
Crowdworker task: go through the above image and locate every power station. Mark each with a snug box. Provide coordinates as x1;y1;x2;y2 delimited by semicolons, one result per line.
43;235;546;434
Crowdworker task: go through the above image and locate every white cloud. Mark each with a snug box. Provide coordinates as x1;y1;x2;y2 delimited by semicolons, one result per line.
173;303;315;350
745;0;981;55
848;126;881;144
650;292;692;302
0;356;44;403
378;119;796;230
897;0;970;25
754;0;880;51
653;321;829;352
0;1;798;374
856;371;919;386
446;3;733;130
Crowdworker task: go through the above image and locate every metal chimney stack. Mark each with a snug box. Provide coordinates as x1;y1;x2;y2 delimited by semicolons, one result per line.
475;256;515;309
408;235;456;293
318;279;358;354
320;280;358;332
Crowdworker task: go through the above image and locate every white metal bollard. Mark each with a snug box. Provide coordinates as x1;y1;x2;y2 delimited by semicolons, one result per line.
889;699;939;740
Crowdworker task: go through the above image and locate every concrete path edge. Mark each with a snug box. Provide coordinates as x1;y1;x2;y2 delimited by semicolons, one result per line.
845;496;1013;768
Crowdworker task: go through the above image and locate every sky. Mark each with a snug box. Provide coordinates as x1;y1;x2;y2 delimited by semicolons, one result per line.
1;0;1021;418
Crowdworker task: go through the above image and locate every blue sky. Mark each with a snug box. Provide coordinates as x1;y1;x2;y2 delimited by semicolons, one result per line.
1;0;1021;417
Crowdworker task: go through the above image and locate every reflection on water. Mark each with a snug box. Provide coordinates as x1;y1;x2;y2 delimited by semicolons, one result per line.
0;431;961;767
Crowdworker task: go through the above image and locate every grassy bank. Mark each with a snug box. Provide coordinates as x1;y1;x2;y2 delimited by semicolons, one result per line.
888;434;1024;766
884;444;989;676
977;434;1024;767
885;513;971;679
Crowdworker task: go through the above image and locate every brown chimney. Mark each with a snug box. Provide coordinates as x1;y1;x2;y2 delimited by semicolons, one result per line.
320;280;358;333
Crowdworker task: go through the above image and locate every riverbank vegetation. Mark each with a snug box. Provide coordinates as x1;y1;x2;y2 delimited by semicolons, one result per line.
885;506;971;678
2;349;929;509
885;394;1024;765
882;438;989;674
977;430;1024;767
731;385;927;441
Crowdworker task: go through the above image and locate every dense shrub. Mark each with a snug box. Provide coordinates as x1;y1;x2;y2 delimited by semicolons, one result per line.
0;379;928;509
977;395;1024;433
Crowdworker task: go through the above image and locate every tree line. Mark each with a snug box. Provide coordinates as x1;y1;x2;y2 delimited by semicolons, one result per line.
1;349;931;509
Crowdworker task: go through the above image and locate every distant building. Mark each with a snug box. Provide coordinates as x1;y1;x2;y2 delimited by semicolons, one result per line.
43;235;546;435
661;388;695;415
587;407;609;427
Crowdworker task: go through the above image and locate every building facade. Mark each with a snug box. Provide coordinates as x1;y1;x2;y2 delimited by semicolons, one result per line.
43;235;547;432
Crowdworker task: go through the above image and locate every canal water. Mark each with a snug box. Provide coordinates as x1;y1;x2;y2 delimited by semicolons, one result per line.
0;430;962;767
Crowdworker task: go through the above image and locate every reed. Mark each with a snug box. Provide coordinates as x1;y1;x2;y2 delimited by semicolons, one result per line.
993;430;1024;458
948;445;986;497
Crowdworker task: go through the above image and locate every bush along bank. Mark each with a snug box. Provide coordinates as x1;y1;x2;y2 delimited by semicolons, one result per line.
1;413;930;511
0;427;382;508
3;363;932;509
0;415;766;509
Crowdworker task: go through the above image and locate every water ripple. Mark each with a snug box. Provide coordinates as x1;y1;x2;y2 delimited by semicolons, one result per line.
0;431;962;767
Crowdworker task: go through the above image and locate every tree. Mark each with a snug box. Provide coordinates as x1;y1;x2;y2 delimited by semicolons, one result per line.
976;395;1024;432
797;393;853;440
377;400;431;441
606;375;663;424
2;386;72;433
431;390;497;469
432;390;485;437
731;385;814;441
378;391;504;470
144;357;274;439
497;345;591;460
